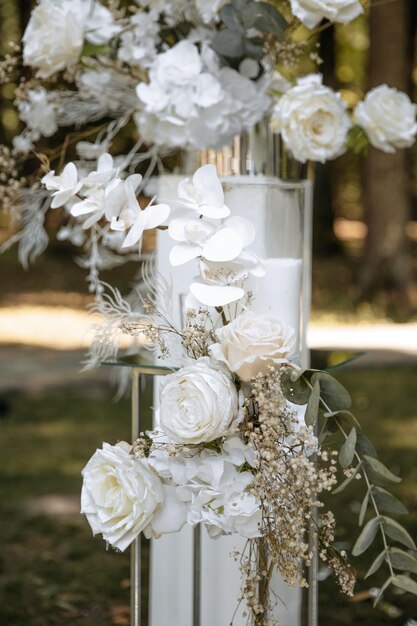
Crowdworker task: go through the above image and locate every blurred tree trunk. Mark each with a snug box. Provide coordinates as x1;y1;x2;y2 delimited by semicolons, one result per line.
360;0;414;308
313;25;342;257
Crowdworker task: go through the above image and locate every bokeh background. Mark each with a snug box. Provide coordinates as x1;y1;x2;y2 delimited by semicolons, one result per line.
0;1;416;625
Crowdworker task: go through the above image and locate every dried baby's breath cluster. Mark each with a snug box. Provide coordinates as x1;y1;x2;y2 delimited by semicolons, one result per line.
240;366;353;622
0;145;26;214
0;42;20;84
182;309;217;359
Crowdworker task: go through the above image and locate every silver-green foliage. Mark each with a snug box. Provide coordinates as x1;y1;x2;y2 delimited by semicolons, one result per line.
281;366;417;605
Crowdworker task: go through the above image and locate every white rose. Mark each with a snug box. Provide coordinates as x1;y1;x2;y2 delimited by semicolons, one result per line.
23;0;86;78
273;74;351;163
354;84;417;153
209;311;295;382
159;357;240;444
81;442;187;550
22;0;119;78
289;0;363;29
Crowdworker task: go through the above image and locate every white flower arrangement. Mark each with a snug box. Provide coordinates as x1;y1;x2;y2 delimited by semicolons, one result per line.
1;0;416;296
79;166;416;622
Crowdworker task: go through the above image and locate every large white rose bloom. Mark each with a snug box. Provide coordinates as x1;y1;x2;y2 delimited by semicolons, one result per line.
81;442;187;551
209;311;295;382
354;84;417;153
22;0;119;78
289;0;363;29
272;74;351;163
159;357;241;444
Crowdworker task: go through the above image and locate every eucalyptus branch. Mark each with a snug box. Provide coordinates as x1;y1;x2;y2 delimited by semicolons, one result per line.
294;370;417;603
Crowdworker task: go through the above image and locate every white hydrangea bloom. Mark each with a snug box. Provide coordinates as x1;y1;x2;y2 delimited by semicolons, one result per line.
118;12;160;68
354;84;417;153
135;40;271;150
288;0;363;29
272;74;351;163
149;439;261;539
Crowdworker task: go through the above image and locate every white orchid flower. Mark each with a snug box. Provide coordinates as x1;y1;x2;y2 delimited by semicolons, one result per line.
80;152;119;187
189;281;246;307
169;218;244;267
41;162;82;208
177;164;230;219
103;174;143;230
70;177;121;228
121;201;170;248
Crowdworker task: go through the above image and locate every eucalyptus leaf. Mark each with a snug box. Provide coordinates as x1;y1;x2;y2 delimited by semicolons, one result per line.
363;455;401;486
332;464;361;494
364;549;386;578
390;548;417;574
359;489;370;527
381;517;416;551
244;39;264;60
250;1;287;38
339;427;357;469
356;432;377;459
211;30;245;58
311;372;352;412
305;378;320;426
392;575;417;595
352;516;380;556
372;486;408;515
281;369;311;405
221;4;245;32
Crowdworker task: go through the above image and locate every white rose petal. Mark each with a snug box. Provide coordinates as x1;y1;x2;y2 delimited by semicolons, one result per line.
209;311;295;382
354;84;417;153
159;357;241;444
273;74;351;163
289;0;363;29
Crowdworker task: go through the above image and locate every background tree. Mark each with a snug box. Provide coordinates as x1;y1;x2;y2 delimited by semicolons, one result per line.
360;0;416;310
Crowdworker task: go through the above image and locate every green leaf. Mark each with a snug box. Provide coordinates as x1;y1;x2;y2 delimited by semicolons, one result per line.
325;409;360;427
247;2;287;39
381;517;416;551
339;427;357;469
281;369;311;405
243;38;264;60
311;372;352;412
221;4;245;32
81;42;111;58
305;378;320;426
356;432;377;459
392;575;417;596
332;464;361;494
352;517;380;556
372;486;408;515
211;30;245;58
390;548;417;574
373;576;394;607
359;489;370;527
362;455;401;486
365;549;386;578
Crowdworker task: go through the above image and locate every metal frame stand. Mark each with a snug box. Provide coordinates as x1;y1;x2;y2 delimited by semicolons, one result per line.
129;365;201;626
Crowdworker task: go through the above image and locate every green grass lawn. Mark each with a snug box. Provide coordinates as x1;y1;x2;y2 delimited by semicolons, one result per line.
0;365;416;625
